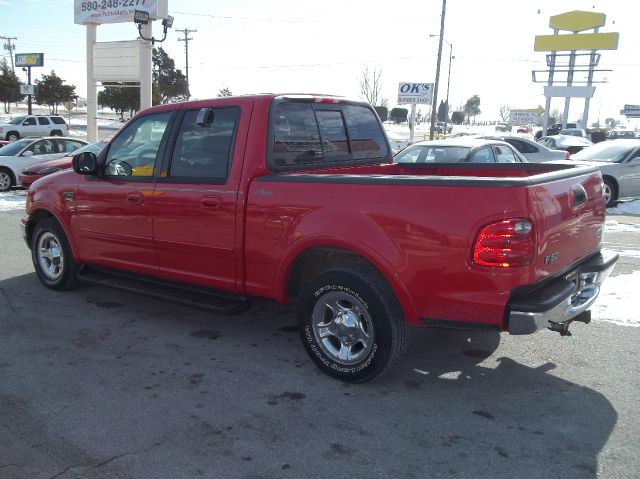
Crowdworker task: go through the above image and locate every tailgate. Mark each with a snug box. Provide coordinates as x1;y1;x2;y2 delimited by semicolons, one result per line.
529;168;605;280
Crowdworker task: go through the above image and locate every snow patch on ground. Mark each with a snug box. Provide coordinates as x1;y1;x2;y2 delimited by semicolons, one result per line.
0;191;26;212
592;271;640;327
604;220;640;233
607;199;640;216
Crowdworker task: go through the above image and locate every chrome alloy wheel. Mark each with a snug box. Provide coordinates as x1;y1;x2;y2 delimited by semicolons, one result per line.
0;171;11;191
312;290;374;365
603;182;613;206
37;232;64;281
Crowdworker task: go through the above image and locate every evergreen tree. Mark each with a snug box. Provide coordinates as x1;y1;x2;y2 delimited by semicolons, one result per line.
153;47;189;104
34;71;76;114
0;59;23;113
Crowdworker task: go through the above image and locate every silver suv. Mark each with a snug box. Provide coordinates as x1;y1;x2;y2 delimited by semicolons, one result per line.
0;115;69;141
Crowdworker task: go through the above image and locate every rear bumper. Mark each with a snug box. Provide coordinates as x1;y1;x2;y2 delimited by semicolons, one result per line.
507;250;618;335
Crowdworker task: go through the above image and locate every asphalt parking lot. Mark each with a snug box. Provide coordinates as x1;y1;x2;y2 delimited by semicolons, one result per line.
1;206;639;479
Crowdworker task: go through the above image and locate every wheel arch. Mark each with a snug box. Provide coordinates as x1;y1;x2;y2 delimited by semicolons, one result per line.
282;244;419;326
26;207;80;260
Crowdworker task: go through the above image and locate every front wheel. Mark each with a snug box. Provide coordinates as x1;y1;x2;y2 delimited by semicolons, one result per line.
31;218;79;290
603;178;617;208
0;168;13;192
297;268;408;382
6;132;20;142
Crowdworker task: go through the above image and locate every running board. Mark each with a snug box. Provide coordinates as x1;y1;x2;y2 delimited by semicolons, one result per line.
77;266;251;315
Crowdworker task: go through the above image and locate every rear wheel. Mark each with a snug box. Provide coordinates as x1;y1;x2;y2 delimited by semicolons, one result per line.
297;268;408;382
603;178;617;208
31;218;79;290
0;168;14;192
50;130;63;136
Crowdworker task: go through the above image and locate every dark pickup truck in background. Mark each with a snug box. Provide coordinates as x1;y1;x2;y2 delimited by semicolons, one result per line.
22;94;617;381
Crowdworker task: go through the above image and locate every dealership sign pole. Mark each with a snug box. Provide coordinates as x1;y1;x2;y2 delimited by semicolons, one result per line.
74;0;169;142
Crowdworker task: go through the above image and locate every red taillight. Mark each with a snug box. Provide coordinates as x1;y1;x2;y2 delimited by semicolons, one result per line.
472;218;534;268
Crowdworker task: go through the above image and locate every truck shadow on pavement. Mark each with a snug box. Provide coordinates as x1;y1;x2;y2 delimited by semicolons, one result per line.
0;274;617;479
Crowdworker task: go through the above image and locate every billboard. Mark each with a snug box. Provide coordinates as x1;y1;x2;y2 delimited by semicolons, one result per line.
15;53;44;67
94;41;140;82
397;82;433;105
74;0;169;25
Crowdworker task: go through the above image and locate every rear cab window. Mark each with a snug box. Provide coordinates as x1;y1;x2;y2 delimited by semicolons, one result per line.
268;98;390;170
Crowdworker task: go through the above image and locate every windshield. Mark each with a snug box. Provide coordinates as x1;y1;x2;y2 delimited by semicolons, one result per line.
571;142;634;163
0;138;31;156
394;145;470;163
8;116;25;125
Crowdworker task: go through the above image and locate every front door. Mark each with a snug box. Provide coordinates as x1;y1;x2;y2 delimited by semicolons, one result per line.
72;111;174;275
153;105;247;291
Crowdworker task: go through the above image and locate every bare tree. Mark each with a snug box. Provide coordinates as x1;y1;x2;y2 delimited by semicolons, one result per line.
359;66;382;106
499;104;511;122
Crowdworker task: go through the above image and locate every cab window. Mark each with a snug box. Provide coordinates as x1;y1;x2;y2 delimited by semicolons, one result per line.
168;107;239;181
104;111;173;177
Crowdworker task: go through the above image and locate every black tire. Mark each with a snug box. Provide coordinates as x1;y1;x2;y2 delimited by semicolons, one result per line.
50;130;62;136
297;268;408;382
6;131;20;141
0;168;13;192
31;218;79;290
603;178;617;208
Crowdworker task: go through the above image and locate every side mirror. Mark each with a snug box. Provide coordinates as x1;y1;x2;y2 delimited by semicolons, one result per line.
22;150;33;157
73;151;98;175
196;108;214;126
629;156;640;165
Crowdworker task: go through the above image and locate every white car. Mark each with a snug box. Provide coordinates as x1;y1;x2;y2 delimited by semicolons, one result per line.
480;135;567;162
0;137;87;191
0;115;69;141
537;134;593;156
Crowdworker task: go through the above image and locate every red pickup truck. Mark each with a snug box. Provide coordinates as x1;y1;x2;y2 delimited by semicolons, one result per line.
22;94;617;382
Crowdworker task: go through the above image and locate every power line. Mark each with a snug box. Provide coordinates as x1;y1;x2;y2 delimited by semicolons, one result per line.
176;28;196;98
1;36;17;71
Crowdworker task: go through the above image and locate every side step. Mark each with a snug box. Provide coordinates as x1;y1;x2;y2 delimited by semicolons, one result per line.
77;266;251;315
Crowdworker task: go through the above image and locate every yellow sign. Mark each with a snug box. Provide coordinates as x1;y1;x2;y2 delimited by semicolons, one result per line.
549;11;606;32
516;106;545;115
534;32;619;52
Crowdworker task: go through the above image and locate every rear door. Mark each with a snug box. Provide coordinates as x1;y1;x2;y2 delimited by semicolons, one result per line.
37;117;51;136
152;100;251;291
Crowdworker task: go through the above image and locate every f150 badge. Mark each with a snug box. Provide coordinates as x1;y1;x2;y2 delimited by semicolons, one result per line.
545;252;559;264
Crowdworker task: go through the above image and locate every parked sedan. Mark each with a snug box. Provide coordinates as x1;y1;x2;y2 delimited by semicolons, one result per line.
478;135;567;162
20;140;107;188
0;137;87;191
569;139;640;207
394;138;527;164
537;134;592;156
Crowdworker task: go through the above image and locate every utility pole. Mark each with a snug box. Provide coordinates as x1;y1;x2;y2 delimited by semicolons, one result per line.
176;28;196;98
429;0;447;140
1;36;17;71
